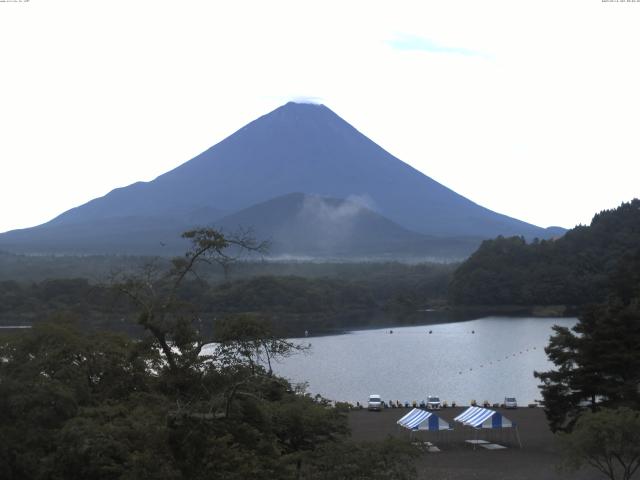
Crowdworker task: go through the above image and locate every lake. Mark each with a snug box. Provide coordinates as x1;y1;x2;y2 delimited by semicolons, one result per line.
272;316;577;406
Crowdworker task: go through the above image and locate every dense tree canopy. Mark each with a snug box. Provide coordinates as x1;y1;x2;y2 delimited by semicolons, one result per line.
450;199;640;307
0;263;455;336
0;229;417;479
0;321;358;479
534;250;640;432
560;407;640;480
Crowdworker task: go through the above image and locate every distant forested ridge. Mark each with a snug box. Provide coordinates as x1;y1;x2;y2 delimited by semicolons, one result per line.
0;262;455;336
449;199;640;307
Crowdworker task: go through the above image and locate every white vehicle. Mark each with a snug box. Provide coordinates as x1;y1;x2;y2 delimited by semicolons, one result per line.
368;394;383;411
504;396;518;409
426;396;441;410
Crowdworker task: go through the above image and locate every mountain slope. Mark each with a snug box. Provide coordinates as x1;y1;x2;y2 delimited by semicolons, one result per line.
0;102;561;255
0;207;226;255
214;193;482;259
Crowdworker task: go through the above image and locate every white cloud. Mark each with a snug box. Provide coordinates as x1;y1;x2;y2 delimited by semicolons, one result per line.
387;33;489;58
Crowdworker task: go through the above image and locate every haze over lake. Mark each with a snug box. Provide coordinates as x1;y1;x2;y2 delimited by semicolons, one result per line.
272;316;577;406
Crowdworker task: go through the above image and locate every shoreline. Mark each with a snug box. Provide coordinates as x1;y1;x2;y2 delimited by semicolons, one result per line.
291;307;576;339
0;306;577;338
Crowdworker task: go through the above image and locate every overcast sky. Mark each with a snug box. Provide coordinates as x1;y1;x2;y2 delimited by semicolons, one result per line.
1;0;639;234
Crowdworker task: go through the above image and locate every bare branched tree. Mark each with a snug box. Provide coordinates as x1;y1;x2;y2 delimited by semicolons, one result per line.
114;228;268;377
181;227;269;281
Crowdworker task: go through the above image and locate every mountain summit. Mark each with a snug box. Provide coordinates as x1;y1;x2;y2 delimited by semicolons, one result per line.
0;102;559;256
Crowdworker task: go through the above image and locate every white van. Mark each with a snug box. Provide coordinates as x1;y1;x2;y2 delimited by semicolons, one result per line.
427;395;441;410
504;396;517;409
368;394;383;411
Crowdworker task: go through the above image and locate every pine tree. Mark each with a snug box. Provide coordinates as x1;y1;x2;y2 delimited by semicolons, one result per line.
535;251;640;432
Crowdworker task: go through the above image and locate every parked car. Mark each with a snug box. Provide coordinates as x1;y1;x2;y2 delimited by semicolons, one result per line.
426;395;441;410
504;396;518;409
368;394;383;411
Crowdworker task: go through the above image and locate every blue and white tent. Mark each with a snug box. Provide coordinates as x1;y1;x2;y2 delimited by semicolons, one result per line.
454;406;513;429
454;406;521;448
397;408;451;431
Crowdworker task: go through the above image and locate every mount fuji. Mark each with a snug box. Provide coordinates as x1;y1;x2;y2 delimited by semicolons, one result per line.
0;102;562;257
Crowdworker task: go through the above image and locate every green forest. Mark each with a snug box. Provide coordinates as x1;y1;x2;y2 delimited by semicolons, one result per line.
449;199;640;308
0;258;456;336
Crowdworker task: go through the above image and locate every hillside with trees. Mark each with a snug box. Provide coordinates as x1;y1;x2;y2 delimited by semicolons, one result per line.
449;199;640;308
533;235;640;480
0;229;418;480
0;313;417;480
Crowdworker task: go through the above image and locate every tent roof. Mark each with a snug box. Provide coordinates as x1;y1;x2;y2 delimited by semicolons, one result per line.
454;406;485;423
454;406;514;429
397;408;451;431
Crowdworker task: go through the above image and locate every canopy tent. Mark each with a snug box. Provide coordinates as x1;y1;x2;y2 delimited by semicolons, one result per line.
397;408;451;431
454;406;513;429
454;406;521;448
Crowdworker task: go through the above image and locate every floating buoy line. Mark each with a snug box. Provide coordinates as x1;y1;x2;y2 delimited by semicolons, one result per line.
456;346;540;375
383;328;543;377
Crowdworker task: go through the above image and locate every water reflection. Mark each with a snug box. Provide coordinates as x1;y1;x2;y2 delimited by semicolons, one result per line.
273;316;576;405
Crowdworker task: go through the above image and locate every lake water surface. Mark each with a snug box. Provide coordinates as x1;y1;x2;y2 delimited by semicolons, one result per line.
272;316;576;406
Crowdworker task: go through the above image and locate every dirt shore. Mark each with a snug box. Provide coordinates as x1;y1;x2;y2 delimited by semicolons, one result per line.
348;407;602;480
